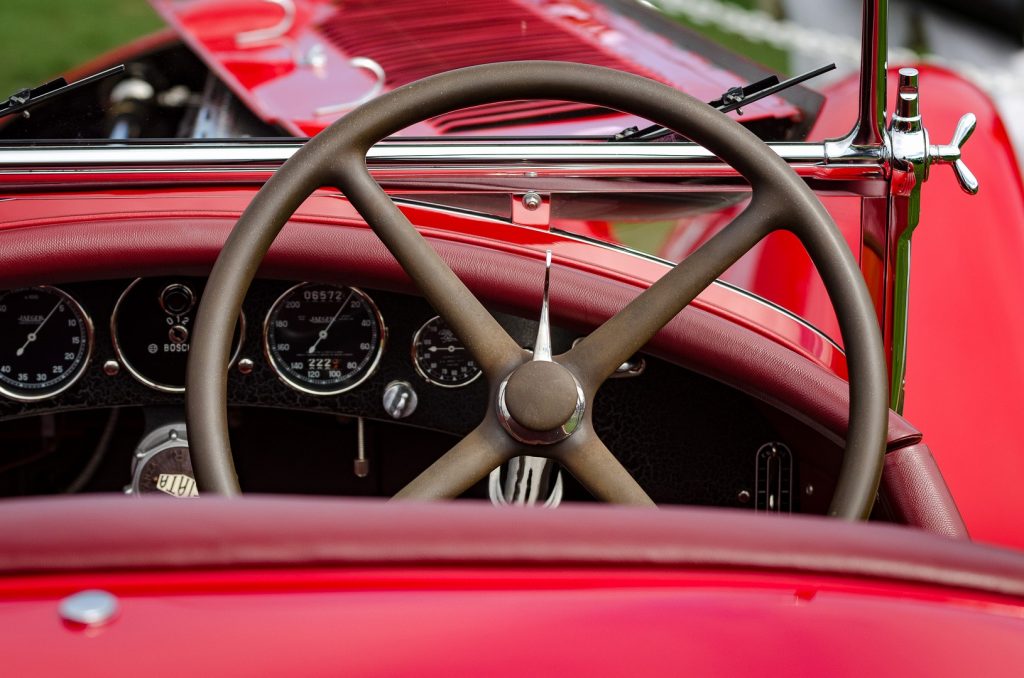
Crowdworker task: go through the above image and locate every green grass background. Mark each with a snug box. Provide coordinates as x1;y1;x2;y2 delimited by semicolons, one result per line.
1;0;164;97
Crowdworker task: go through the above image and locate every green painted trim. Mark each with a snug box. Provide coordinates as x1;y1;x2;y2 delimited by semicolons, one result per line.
889;187;921;414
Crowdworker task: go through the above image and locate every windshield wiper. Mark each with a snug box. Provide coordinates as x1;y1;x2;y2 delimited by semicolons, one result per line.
0;65;125;121
613;63;836;142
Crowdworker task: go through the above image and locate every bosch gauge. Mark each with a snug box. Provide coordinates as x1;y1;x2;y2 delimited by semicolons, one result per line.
264;283;385;395
0;287;92;401
112;278;244;392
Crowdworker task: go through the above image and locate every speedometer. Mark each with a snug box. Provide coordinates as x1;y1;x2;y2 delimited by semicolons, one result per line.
0;286;92;401
264;283;385;395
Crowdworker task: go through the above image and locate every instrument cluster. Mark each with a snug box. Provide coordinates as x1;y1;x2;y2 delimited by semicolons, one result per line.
0;277;554;499
0;278;492;409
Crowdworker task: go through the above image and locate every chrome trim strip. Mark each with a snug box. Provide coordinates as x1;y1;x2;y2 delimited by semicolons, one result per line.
713;279;845;354
549;228;844;354
0;141;849;167
235;0;296;47
388;196;508;225
314;57;386;117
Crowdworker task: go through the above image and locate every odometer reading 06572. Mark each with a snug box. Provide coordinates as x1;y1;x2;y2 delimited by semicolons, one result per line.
264;283;385;395
0;287;92;401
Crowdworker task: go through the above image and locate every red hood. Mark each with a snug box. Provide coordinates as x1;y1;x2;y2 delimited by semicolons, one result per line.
150;0;815;137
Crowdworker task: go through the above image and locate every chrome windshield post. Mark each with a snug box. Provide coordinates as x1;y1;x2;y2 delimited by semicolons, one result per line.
833;0;979;413
854;0;889;148
884;66;978;412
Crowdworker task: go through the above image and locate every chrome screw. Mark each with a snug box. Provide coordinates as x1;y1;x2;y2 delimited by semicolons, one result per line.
522;192;542;211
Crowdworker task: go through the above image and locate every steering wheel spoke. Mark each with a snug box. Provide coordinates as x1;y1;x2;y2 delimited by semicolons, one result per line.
392;417;523;501
552;429;655;506
564;197;780;388
332;161;523;382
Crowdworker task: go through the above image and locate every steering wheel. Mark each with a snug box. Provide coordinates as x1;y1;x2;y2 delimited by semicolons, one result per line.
186;62;888;519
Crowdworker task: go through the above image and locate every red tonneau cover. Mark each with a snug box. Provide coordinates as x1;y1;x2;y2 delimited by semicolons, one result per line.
0;497;1020;592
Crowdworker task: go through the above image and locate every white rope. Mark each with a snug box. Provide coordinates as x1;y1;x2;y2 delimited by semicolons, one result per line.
652;0;1022;95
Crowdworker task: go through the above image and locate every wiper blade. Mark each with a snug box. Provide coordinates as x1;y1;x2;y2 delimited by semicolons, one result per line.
0;65;125;120
613;63;836;142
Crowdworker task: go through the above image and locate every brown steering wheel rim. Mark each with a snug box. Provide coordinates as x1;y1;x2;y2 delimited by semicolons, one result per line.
186;61;888;519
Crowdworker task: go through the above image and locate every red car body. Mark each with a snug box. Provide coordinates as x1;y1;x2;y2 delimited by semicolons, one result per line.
1;0;1023;673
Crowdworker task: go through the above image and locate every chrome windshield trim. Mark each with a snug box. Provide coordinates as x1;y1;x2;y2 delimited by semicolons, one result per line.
0;141;858;353
0;140;854;168
549;228;844;353
388;196;509;224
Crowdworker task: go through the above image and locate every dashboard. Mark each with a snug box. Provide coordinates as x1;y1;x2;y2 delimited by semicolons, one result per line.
0;277;848;513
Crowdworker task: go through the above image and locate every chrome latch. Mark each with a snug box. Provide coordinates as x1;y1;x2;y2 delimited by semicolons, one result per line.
889;67;978;195
928;112;978;195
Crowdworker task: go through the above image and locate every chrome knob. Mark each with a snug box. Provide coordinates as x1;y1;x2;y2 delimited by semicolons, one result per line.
382;380;418;419
929;113;979;195
59;590;119;627
892;68;922;134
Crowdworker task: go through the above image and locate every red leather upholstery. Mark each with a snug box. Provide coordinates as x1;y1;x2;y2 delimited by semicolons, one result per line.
882;443;969;539
0;497;1020;595
0;216;957;533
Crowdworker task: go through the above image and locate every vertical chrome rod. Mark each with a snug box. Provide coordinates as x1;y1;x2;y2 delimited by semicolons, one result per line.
852;0;888;146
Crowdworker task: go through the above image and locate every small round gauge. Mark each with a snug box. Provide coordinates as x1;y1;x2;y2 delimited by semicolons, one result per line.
264;283;385;395
0;287;92;402
412;315;481;388
129;425;197;498
112;278;244;393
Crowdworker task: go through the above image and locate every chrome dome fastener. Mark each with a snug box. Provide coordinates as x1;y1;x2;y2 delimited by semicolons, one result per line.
59;590;120;628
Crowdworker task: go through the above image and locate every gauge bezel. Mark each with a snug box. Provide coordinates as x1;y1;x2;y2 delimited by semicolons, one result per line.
411;315;483;389
0;286;94;403
111;278;246;394
263;283;387;396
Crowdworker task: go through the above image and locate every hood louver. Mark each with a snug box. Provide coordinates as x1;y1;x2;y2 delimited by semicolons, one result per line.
317;0;663;133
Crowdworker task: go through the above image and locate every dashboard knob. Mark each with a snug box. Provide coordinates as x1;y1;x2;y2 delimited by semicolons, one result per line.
382;380;418;419
159;283;195;316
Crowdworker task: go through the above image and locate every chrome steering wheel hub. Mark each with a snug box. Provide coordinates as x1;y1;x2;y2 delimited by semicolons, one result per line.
497;362;585;445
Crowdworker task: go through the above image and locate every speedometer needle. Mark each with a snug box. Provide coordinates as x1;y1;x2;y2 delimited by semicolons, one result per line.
15;299;62;357
307;291;354;354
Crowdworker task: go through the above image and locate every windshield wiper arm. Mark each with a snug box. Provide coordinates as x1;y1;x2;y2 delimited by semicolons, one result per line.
613;63;836;142
0;65;125;121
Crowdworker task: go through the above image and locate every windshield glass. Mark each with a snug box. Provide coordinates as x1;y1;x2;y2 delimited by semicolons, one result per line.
0;0;862;342
0;0;827;142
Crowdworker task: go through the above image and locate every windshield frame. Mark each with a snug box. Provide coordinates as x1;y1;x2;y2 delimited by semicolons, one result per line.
0;0;908;406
